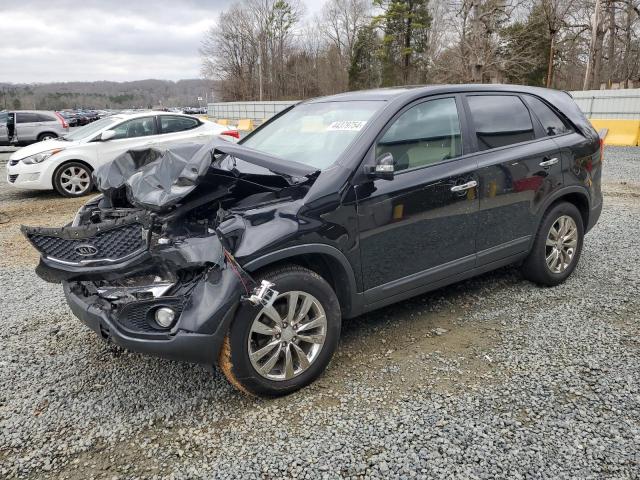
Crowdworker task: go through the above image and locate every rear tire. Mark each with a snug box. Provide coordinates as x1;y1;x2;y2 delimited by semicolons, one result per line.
38;133;57;142
521;202;584;286
219;265;341;396
53;161;93;197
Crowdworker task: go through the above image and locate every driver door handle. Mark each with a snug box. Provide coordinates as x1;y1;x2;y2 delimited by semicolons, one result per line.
450;180;478;192
539;157;559;167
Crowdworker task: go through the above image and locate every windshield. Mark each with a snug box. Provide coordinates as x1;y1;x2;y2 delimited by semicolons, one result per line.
63;117;120;141
241;101;384;169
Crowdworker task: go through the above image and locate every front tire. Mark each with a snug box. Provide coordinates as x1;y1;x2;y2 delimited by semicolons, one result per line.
53;161;93;197
219;265;341;396
522;202;584;286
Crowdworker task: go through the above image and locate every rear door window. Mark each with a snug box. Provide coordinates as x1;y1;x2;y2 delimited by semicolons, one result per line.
523;95;572;137
466;95;536;151
159;115;200;134
16;112;40;123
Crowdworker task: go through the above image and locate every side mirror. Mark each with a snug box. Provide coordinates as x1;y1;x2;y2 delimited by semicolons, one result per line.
100;130;116;141
367;152;395;180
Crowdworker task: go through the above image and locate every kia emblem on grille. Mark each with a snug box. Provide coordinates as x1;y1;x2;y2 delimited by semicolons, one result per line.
75;244;99;256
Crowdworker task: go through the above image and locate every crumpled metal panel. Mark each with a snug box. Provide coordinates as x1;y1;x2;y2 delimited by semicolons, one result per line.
92;138;318;213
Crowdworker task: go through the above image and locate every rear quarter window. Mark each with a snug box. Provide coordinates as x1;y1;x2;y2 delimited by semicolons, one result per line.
466;95;536;151
159;116;200;134
524;96;572;137
36;113;58;122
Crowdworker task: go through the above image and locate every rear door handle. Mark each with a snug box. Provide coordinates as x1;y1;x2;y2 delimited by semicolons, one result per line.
450;180;478;192
539;157;559;167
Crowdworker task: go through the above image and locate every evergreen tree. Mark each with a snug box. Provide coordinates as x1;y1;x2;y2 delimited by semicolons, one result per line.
348;25;381;90
500;4;549;86
374;0;431;86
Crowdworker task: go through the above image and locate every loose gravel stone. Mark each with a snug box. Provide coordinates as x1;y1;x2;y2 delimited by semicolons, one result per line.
0;148;639;479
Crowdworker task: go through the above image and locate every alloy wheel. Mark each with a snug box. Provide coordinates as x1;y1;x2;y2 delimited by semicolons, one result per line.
545;215;578;274
248;291;327;381
60;166;90;195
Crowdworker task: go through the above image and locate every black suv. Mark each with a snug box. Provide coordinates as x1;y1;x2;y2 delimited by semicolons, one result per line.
23;85;603;396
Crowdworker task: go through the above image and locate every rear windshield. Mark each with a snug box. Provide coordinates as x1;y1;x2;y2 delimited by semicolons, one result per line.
242;101;384;169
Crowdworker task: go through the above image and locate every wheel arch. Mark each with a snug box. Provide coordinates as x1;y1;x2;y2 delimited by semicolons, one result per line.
538;186;590;230
52;159;95;195
242;244;361;318
53;158;95;176
37;131;59;141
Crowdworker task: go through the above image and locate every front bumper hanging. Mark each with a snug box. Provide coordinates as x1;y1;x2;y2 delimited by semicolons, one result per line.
23;212;257;366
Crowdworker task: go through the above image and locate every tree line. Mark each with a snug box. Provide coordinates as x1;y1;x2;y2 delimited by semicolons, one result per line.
200;0;640;101
1;79;210;111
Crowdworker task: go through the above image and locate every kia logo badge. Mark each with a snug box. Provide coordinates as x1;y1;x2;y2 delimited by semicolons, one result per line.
75;244;98;256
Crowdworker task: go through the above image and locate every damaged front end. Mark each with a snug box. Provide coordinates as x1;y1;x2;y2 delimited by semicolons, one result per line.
22;139;317;365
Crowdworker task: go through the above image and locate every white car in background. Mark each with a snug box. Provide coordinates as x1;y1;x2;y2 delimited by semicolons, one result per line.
6;112;239;197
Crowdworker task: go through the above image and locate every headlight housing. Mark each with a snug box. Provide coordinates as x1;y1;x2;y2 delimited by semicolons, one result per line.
21;148;64;165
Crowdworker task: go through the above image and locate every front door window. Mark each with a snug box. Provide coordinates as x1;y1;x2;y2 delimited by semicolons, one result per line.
376;98;462;172
111;117;157;139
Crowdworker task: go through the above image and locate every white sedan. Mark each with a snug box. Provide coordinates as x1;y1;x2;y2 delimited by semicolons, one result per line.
6;112;239;197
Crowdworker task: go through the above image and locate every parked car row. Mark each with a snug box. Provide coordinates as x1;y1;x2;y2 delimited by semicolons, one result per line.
57;110;106;127
6;111;239;196
183;107;207;115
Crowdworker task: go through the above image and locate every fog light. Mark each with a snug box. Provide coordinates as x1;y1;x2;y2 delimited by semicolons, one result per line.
155;307;175;328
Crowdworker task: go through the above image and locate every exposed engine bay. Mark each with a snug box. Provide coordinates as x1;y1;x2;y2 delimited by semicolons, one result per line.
21;139;319;364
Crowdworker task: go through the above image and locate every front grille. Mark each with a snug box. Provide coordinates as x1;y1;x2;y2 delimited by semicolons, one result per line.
9;159;19;166
26;223;145;264
116;298;183;333
8;174;18;183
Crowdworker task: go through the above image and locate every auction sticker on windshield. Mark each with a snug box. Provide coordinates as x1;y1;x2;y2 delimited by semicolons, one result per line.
327;121;367;131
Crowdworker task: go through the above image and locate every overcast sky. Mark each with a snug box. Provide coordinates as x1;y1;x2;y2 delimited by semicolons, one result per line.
0;0;326;84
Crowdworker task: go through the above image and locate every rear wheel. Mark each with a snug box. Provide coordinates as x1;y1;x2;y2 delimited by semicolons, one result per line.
37;133;57;142
219;265;341;396
53;161;93;197
521;202;584;286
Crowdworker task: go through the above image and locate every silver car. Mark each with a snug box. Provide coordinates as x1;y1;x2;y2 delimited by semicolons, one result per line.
0;110;69;145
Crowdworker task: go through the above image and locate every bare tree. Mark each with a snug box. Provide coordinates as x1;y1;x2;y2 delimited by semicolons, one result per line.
539;0;578;87
200;0;640;100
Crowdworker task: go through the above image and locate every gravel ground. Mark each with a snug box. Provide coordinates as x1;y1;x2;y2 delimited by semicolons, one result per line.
0;148;639;479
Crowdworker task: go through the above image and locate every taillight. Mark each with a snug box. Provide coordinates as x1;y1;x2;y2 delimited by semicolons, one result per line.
599;136;604;162
221;130;240;139
55;112;68;129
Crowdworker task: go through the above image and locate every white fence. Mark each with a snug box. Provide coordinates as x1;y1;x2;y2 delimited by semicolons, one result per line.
207;101;296;122
568;89;640;119
208;89;640;123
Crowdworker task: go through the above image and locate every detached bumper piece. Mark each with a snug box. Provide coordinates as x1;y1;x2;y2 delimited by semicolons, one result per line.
64;283;231;365
24;218;250;365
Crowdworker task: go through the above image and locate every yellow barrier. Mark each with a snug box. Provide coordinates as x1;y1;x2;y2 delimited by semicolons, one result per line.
237;119;254;131
590;119;640;146
217;119;229;126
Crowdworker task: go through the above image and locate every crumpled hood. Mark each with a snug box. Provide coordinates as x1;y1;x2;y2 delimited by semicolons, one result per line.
92;138;319;212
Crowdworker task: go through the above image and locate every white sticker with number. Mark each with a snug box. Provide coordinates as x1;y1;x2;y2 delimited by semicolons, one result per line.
327;121;367;131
